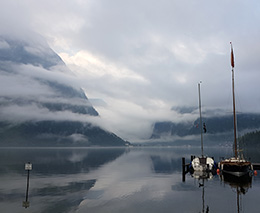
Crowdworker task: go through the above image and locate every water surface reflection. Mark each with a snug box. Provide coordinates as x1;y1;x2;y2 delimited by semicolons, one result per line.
0;147;260;213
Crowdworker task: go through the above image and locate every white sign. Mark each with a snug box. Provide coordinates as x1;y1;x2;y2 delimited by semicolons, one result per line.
25;163;32;171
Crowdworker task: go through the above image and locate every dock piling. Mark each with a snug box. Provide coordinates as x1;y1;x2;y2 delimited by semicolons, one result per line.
182;157;190;182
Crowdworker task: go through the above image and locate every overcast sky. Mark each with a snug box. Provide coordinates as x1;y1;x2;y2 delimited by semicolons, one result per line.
1;0;260;141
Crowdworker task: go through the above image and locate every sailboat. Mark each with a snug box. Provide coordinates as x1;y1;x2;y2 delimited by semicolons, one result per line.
218;42;253;177
190;82;217;173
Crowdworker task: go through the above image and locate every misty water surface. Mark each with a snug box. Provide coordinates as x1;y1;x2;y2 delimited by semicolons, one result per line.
0;146;260;213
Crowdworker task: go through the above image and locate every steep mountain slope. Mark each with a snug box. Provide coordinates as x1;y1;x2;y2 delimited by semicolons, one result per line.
0;35;126;146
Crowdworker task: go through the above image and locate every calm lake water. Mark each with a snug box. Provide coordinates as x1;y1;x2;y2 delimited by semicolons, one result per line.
0;146;260;213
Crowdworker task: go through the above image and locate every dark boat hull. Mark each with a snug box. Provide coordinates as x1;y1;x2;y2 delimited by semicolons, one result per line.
222;164;250;177
220;159;252;177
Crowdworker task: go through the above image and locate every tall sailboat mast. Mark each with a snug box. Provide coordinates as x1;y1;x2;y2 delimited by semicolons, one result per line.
230;42;238;159
198;82;203;157
190;82;216;173
219;43;252;177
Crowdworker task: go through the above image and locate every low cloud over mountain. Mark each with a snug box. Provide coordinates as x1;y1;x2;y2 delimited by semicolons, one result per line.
0;34;126;146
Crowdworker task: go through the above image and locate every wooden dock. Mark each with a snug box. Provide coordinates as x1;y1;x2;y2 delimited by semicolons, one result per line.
252;163;260;170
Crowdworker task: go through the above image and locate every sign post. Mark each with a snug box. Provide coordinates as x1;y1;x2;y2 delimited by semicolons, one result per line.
23;162;32;208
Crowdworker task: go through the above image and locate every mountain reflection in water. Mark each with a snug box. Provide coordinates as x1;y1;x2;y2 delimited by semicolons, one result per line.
0;147;260;213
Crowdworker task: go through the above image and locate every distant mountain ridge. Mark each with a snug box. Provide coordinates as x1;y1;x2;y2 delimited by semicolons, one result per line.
151;113;260;139
0;35;126;147
0;121;125;147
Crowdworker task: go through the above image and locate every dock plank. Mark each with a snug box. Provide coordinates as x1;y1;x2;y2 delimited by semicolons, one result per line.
252;163;260;170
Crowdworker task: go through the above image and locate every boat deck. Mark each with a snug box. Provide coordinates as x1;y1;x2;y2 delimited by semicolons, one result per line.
220;161;251;166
